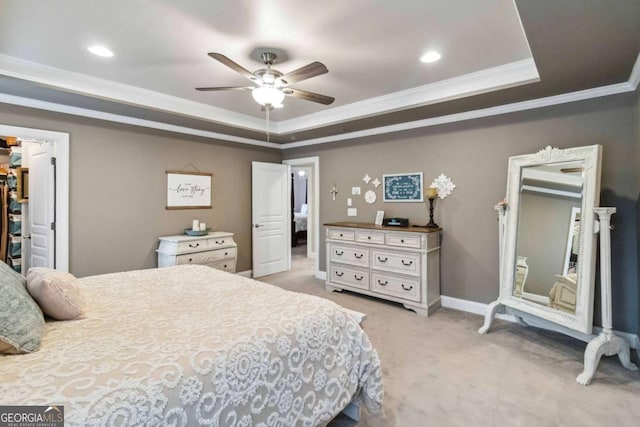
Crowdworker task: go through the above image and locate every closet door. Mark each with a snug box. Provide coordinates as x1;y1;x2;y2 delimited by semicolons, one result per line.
27;143;55;269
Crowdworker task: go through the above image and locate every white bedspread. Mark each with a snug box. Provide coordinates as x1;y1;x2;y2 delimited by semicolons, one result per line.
0;265;383;426
294;212;308;233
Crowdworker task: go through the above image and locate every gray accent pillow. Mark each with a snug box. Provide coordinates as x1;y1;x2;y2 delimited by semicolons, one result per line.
0;261;45;353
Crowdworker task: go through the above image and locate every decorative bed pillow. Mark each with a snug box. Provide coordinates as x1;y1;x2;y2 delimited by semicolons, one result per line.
0;261;45;354
27;268;86;321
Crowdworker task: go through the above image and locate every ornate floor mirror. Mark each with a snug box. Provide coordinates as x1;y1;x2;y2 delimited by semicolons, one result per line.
478;145;637;385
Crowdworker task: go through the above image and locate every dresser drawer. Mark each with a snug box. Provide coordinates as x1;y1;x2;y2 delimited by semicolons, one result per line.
371;249;421;276
371;272;420;302
386;234;421;249
176;247;237;265
330;244;369;267
328;228;355;241
177;240;208;253
329;265;369;290
208;236;233;249
355;230;385;245
209;260;236;273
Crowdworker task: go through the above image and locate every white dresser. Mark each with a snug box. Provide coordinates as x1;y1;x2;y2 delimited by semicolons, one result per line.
157;231;237;273
325;222;441;316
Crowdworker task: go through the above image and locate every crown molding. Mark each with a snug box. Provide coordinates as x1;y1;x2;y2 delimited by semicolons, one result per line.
628;52;640;90
0;53;266;132
0;92;281;149
274;58;539;134
0;53;538;136
0;53;637;151
280;81;633;149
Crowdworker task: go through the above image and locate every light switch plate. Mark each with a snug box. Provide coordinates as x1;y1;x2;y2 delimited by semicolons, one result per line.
347;198;353;206
347;208;357;217
351;187;361;195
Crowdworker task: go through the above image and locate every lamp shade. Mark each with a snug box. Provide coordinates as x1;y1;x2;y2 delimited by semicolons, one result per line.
252;86;285;106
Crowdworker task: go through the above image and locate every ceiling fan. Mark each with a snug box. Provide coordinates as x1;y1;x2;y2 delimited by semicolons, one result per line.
196;52;335;109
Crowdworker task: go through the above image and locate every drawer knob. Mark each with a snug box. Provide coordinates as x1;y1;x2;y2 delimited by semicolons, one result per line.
401;260;413;266
367;236;371;240
401;284;414;291
188;258;193;262
354;253;364;259
377;256;388;263
339;233;343;237
378;279;388;286
215;240;225;245
401;239;405;243
225;252;228;256
354;274;364;281
336;271;344;277
189;243;200;248
335;250;344;256
224;264;227;268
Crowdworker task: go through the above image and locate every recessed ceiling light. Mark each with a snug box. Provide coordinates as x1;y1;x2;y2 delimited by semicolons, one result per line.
87;45;114;57
420;51;442;63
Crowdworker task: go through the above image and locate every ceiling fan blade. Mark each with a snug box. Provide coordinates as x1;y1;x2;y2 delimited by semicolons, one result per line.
196;86;254;91
208;53;257;82
281;62;328;85
283;88;335;105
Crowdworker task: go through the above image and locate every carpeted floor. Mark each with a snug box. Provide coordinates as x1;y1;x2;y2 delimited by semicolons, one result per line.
259;254;640;426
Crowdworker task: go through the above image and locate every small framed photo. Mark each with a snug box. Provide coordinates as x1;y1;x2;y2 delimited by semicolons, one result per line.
375;210;384;226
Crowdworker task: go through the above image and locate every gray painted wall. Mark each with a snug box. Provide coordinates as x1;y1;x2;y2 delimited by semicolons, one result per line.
1;91;638;332
0;103;280;276
285;93;640;333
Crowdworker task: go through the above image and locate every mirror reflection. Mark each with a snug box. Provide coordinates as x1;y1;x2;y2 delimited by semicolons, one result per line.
513;161;584;314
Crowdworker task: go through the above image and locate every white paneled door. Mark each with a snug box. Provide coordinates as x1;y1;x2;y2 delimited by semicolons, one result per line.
27;142;55;270
252;162;290;278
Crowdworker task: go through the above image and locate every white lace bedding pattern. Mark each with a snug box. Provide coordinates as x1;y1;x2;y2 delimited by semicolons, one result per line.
294;212;308;233
0;265;383;426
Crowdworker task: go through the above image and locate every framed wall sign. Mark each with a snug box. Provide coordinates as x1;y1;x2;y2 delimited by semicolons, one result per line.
16;167;29;203
383;172;424;202
166;170;212;209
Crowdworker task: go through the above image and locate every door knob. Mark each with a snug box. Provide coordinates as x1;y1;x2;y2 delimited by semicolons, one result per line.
253;224;262;228
23;234;31;240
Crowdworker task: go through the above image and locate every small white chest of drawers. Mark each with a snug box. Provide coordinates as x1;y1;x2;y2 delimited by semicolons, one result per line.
325;222;441;316
157;231;237;273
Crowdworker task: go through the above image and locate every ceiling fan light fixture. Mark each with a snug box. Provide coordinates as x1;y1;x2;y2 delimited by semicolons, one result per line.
252;86;285;106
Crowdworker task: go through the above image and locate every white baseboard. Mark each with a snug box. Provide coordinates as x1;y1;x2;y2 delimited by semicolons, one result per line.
441;295;639;349
440;295;515;322
316;271;327;280
237;270;252;278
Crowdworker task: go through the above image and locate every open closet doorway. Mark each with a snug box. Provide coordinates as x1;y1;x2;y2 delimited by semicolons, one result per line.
282;157;320;279
0;124;69;273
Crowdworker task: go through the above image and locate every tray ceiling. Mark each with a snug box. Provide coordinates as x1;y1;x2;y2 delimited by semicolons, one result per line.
0;0;638;147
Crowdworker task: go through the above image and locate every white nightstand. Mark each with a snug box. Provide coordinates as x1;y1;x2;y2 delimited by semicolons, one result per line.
157;231;237;273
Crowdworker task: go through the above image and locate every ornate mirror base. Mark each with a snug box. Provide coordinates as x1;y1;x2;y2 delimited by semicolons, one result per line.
576;333;637;385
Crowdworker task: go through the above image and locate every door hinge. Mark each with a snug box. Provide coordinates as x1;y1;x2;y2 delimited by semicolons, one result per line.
50;222;56;231
51;157;57;166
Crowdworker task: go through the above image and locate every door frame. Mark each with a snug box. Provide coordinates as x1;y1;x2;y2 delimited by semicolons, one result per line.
0;124;69;272
282;156;320;279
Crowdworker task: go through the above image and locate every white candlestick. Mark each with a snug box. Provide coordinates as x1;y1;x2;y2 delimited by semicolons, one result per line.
199;222;206;231
192;220;199;231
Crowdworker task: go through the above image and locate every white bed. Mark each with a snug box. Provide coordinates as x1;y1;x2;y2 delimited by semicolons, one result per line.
0;265;383;426
294;211;308;233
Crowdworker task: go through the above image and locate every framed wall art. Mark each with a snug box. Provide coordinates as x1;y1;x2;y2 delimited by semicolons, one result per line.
166;170;212;210
383;172;423;202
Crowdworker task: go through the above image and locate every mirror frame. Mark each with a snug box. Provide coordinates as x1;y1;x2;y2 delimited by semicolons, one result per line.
500;145;602;334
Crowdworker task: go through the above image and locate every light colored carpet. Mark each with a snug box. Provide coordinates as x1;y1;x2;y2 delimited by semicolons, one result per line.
259;255;640;426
